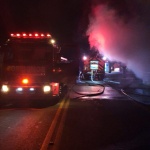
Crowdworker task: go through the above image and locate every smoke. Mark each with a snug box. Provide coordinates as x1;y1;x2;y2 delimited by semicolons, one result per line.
86;4;150;83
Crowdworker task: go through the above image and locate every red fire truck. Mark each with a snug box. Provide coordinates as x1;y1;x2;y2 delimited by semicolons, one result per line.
80;53;105;81
0;33;66;100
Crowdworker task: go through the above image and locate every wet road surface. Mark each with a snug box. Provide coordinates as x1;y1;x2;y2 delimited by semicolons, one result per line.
0;83;150;150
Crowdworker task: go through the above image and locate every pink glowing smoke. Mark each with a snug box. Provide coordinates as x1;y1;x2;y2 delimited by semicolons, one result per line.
86;5;150;83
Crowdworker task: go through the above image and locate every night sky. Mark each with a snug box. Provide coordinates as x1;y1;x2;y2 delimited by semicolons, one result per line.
0;0;149;61
0;0;91;59
0;0;140;41
0;0;90;43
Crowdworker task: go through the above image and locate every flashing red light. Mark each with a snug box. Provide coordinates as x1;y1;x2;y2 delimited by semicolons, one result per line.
23;33;27;36
35;33;38;37
10;33;52;38
22;78;29;84
16;34;20;37
58;68;62;72
47;34;51;37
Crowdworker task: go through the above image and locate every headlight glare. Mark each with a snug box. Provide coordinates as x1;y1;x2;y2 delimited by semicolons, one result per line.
1;85;9;93
43;85;51;93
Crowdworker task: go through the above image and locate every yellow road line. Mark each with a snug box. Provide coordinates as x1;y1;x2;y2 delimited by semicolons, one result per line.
50;99;70;150
40;98;69;150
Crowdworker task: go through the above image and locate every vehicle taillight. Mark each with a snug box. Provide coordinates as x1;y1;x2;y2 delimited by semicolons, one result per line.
22;78;29;84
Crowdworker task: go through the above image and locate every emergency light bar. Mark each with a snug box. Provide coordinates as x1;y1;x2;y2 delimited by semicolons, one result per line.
10;33;51;38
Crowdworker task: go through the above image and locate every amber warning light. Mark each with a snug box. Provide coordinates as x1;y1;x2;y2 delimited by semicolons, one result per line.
22;78;29;84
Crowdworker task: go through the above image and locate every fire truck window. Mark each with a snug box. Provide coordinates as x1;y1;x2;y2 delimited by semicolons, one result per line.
32;48;45;60
2;42;55;64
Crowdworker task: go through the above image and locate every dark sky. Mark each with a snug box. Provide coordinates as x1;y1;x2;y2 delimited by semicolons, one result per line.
0;0;92;59
0;0;149;59
0;0;139;41
0;0;90;44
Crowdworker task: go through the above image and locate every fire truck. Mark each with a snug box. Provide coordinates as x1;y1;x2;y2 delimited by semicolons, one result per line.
0;33;66;100
79;53;105;81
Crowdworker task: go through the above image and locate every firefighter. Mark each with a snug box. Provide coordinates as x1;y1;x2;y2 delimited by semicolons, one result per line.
78;59;85;80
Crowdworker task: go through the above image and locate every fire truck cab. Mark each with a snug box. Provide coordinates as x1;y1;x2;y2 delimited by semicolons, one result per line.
0;33;65;100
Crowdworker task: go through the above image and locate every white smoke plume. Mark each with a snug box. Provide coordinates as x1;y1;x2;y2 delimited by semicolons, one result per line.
86;4;150;83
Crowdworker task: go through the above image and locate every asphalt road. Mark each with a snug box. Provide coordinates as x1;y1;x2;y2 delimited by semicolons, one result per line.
0;97;61;150
0;83;150;150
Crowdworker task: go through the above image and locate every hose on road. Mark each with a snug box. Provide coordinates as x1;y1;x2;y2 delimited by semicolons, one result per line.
71;83;105;99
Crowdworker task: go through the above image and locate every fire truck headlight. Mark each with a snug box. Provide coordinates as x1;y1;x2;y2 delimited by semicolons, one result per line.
43;85;51;93
1;85;9;93
16;87;23;92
